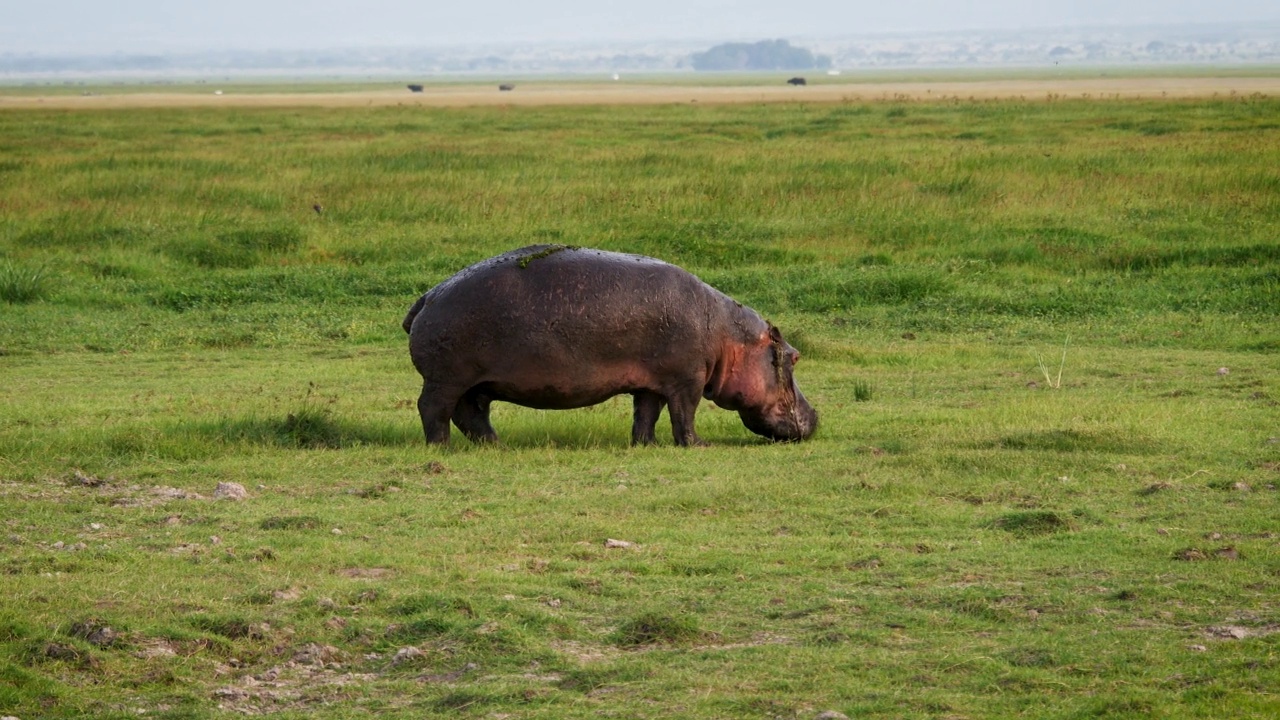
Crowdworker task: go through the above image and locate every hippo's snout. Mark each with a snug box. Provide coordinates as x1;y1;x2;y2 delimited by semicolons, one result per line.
739;387;818;442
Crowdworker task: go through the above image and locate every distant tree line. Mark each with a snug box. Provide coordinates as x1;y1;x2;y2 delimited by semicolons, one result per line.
690;39;832;71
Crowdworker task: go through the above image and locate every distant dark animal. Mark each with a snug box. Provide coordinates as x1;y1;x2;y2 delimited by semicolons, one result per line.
498;84;515;91
787;77;806;86
403;246;818;447
312;204;323;215
407;84;424;93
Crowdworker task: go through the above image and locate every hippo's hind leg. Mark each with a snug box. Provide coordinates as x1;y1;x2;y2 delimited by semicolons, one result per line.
453;387;499;444
417;383;457;445
631;391;666;446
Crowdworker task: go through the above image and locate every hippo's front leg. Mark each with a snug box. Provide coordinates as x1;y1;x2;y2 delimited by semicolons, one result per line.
666;385;707;447
631;391;666;446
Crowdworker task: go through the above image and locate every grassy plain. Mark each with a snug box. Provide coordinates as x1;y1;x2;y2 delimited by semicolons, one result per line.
1;82;1279;718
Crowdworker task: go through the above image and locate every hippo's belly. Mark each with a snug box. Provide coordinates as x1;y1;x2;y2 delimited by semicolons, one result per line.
478;361;661;410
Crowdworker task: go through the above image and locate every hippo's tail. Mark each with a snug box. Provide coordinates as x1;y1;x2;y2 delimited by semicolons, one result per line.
402;294;427;334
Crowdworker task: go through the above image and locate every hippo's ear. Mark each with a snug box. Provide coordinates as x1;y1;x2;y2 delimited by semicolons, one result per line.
768;325;783;343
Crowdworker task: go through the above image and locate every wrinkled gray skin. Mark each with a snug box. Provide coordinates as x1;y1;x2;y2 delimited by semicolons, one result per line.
404;245;818;446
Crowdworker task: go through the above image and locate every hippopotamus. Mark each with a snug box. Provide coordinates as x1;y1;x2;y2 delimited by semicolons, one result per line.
403;245;818;446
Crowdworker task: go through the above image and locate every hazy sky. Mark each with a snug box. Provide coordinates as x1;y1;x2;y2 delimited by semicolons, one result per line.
4;1;1277;55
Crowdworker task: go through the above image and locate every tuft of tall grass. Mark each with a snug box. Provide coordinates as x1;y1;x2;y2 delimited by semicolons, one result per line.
0;261;48;304
204;407;414;449
990;510;1074;537
610;611;706;647
1031;337;1069;389
166;224;306;269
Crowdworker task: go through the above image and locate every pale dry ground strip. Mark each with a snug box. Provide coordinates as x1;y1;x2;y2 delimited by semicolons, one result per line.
3;76;1279;110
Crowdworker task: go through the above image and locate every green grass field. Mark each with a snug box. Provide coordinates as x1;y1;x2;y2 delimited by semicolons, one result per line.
1;86;1278;718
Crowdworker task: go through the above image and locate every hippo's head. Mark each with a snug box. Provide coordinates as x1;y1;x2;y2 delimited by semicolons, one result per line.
708;324;818;442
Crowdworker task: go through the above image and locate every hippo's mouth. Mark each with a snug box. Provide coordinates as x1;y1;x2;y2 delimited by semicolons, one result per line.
739;392;818;442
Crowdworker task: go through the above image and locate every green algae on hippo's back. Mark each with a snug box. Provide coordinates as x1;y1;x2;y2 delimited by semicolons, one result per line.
403;245;817;447
516;244;580;268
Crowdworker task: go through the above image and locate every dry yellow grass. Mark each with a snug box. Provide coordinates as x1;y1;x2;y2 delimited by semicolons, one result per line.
3;75;1278;110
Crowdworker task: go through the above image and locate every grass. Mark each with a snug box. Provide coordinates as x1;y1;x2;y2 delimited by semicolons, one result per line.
0;261;47;304
1032;337;1070;389
1;83;1279;718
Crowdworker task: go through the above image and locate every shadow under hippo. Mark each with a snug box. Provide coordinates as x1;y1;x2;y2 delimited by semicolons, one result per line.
403;245;818;446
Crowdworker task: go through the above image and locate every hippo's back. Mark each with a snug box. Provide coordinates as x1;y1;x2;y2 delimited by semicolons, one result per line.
406;245;709;336
405;245;732;379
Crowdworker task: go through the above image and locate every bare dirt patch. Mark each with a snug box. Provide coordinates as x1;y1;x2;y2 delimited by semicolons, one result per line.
548;640;621;664
336;567;393;579
4;77;1278;110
